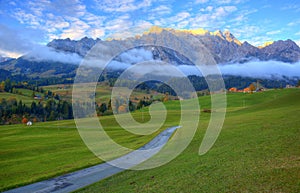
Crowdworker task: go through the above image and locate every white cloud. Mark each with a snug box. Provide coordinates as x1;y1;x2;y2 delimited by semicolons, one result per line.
266;30;281;35
104;19;153;40
104;16;133;32
9;0;108;42
231;25;260;39
60;18;90;40
195;0;209;4
0;49;22;58
150;5;172;15
94;0;152;12
216;0;232;4
281;4;300;12
89;29;105;39
219;61;300;78
13;8;41;27
52;0;87;17
9;1;16;6
246;36;273;47
24;46;83;64
214;6;237;18
287;19;300;26
200;6;213;12
157;11;191;28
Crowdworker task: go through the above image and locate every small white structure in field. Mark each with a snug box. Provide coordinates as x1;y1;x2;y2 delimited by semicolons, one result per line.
27;121;32;126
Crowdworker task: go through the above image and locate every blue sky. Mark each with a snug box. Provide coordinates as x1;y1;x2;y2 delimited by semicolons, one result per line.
0;0;300;58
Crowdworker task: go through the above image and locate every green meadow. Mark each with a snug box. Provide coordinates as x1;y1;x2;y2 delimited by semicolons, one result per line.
0;88;299;192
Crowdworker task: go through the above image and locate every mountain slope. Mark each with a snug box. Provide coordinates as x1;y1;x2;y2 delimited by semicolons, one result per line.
1;27;300;78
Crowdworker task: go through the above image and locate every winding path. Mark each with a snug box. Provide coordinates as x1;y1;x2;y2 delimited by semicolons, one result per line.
5;126;180;193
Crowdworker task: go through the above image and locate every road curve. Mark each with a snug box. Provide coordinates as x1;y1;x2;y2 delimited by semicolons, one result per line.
5;126;180;193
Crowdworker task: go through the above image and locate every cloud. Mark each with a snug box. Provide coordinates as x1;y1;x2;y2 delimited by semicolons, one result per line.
24;46;82;64
214;6;237;18
89;29;105;39
219;61;300;78
200;6;214;12
104;16;133;32
8;0;106;42
266;30;281;35
0;24;82;63
102;48;154;70
13;8;41;27
281;4;300;12
94;0;152;12
102;47;300;79
151;5;172;14
169;61;300;79
59;17;90;39
215;0;232;4
0;24;37;57
52;0;86;17
155;11;191;29
195;0;209;4
287;19;300;27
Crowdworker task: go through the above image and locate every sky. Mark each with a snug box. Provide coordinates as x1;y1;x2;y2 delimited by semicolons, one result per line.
0;0;300;58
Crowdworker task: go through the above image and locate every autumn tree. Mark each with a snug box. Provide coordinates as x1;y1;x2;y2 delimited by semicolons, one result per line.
22;117;28;124
163;92;169;102
249;83;256;93
0;81;5;92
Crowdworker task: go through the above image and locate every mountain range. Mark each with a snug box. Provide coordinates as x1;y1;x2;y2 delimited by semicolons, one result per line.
1;26;300;78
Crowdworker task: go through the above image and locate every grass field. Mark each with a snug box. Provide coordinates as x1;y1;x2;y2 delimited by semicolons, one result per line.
0;92;34;105
42;83;164;104
0;88;299;192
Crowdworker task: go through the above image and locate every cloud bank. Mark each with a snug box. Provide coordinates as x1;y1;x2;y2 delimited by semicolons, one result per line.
105;50;300;79
24;46;83;64
219;61;300;78
179;61;300;79
0;25;82;64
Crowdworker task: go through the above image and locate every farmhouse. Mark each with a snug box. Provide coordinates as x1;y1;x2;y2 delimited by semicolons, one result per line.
229;87;237;92
243;87;251;93
34;94;42;100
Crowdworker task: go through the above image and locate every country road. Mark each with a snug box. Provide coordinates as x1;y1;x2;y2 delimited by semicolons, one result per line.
5;126;180;193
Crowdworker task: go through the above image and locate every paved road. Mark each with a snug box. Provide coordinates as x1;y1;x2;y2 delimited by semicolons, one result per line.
5;126;180;193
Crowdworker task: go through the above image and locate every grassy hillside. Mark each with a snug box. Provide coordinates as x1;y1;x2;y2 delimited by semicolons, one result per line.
0;89;299;192
42;83;164;104
76;89;300;192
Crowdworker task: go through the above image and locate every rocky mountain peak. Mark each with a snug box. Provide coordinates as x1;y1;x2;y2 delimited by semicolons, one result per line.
258;41;274;49
47;37;100;57
212;30;225;40
223;30;242;45
45;28;300;64
260;39;300;63
146;26;165;34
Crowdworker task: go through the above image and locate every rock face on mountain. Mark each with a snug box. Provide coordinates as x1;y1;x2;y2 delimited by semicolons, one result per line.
47;27;300;64
259;39;300;63
47;37;101;57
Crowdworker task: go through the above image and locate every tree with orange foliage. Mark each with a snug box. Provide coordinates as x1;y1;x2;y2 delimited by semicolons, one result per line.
118;105;127;114
22;117;28;124
163;92;169;102
249;83;256;93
